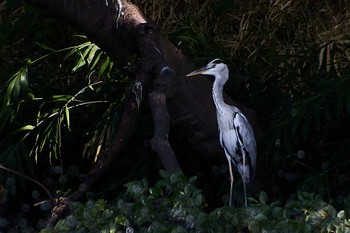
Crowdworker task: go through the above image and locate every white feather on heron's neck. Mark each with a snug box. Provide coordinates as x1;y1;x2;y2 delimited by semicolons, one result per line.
211;66;230;117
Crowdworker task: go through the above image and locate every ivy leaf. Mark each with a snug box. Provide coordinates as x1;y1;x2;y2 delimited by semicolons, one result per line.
259;191;268;204
159;170;170;179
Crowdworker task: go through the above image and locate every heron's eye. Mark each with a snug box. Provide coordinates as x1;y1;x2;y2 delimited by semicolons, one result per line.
211;59;223;65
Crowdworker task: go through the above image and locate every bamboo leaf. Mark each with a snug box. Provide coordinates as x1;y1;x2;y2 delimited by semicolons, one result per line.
73;34;88;39
36;42;57;52
3;66;29;107
90;51;103;70
4;72;20;106
82;44;93;60
63;42;91;61
51;95;72;102
72;50;86;72
10;125;35;135
39;122;54;151
65;105;70;130
87;44;100;65
94;144;102;162
99;57;110;76
19;66;29;91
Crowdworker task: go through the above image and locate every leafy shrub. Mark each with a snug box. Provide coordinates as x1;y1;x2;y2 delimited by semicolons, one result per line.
41;171;350;233
2;1;350;231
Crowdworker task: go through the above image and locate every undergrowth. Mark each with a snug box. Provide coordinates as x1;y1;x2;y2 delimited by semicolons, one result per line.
41;171;350;233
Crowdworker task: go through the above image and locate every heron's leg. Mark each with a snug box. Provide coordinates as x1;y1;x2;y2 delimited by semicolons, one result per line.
242;152;248;207
243;182;247;207
227;160;234;207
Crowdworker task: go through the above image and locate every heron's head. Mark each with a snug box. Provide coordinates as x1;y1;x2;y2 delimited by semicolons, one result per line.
186;59;228;79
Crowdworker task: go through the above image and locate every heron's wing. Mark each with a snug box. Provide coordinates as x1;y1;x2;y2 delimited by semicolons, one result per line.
231;111;257;175
218;126;224;147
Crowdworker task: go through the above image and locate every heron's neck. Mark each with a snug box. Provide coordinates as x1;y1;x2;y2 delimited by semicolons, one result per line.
212;78;226;114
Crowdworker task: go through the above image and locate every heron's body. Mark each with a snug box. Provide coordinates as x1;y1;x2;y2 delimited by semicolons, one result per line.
187;59;257;206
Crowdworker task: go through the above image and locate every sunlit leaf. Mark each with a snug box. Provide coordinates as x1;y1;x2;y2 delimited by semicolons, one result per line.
65;105;70;130
10;125;35;135
72;50;86;72
51;95;72;102
87;44;100;65
90;51;103;70
4;65;28;106
99;57;110;76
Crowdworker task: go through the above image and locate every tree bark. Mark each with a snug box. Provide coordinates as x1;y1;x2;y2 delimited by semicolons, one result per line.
23;0;258;225
23;0;231;161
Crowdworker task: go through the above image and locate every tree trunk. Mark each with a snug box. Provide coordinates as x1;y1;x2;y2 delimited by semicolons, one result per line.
23;0;258;225
24;0;234;162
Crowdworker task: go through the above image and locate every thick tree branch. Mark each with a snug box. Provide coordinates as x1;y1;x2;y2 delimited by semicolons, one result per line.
23;0;226;163
137;23;182;171
24;0;146;65
149;91;181;172
22;0;259;226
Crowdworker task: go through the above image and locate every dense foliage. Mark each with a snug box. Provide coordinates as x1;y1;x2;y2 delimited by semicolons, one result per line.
41;172;350;233
137;0;350;201
1;0;350;232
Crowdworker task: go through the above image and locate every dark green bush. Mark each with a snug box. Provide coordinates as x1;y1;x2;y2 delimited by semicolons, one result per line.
41;171;350;233
1;1;350;231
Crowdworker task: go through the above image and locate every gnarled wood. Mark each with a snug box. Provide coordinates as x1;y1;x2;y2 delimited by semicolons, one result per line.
23;0;258;226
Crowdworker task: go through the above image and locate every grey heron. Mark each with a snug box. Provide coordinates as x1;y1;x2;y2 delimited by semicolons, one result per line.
186;59;257;207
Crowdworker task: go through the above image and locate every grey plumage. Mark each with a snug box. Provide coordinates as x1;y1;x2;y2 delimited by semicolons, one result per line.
187;59;257;207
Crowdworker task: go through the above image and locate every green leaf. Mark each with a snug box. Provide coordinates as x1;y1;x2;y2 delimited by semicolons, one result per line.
90;51;103;70
188;176;197;184
184;184;194;196
10;125;35;135
65;105;70;130
297;192;314;202
115;215;128;226
169;171;185;184
64;41;91;60
337;210;345;220
149;186;162;197
4;66;28;106
99;57;110;76
155;178;168;188
159;170;170;179
51;95;72;102
36;42;57;52
87;44;100;65
72;50;86;72
259;191;268;204
194;194;203;206
283;209;290;220
273;207;283;219
254;213;268;221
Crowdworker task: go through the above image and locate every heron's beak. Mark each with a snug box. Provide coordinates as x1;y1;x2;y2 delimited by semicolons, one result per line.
186;66;210;77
